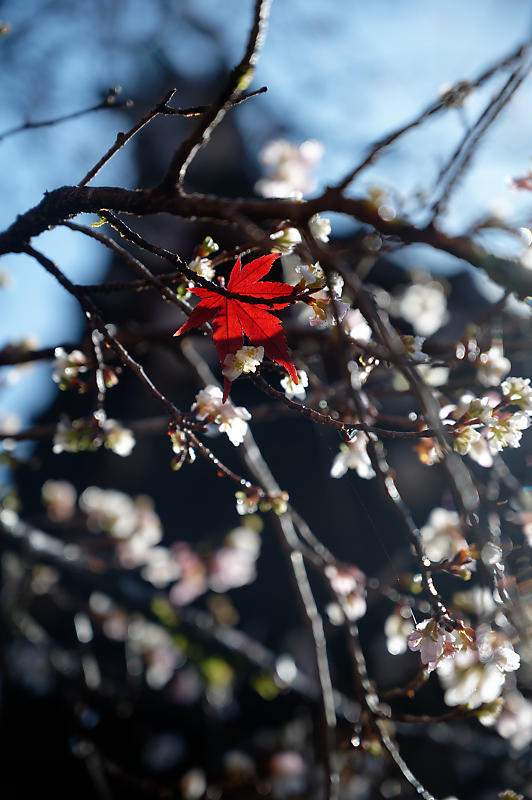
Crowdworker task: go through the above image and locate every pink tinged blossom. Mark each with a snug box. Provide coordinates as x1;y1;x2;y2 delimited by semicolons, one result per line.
207;547;257;592
407;618;457;672
495;691;532;750
325;564;367;621
343;309;372;343
325;564;365;596
170;543;208;606
256;138;323;199
438;628;520;709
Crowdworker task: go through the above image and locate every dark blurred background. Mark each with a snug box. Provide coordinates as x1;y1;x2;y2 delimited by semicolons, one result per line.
0;2;531;799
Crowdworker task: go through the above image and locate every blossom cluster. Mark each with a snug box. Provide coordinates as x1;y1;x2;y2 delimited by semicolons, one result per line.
191;385;251;446
53;415;135;457
256;138;324;198
324;563;367;622
450;380;532;461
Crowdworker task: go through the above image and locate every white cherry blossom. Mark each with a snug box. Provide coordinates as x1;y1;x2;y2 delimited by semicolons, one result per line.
309;213;331;242
281;369;308;399
222;346;264;382
501;376;532;414
330;433;375;480
398;280;448;336
487;412;530;451
189;256;215;281
270;227;302;254
477;345;511;387
420;507;468;562
407;618;457;672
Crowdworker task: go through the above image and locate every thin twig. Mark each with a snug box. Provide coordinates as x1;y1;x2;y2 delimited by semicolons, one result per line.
336;42;528;191
0;88;132;143
78;89;176;187
161;85;267;116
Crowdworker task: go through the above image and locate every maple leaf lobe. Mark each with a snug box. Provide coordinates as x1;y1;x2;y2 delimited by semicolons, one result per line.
174;254;298;400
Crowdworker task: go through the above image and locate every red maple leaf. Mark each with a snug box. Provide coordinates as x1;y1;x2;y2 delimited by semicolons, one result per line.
174;254;298;400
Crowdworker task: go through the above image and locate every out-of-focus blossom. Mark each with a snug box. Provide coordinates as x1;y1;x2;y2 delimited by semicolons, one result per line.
495;691;532;750
208;545;257;593
141;547;182;587
224;750;256;782
451;586;497;617
79;487;163;570
344;309;372;343
407;618;459;672
170;543;208;606
330;433;375;480
325;563;366;621
41;479;77;522
393;363;450;392
52;416;135;457
309;213;331;242
222;346;264;382
501;377;532;414
256;138;323;198
269;751;307;798
477;346;511;387
399;334;430;362
281;369;308;399
420;507;468;562
80;487;140;537
180;769;208;800
270;227;302;254
103;419;136;456
128;618;183;690
52;347;88;391
0;411;21;437
208;526;261;592
438;627;520;709
398;280;448;336
192;385;251;446
53;416;98;454
384;611;415;655
467;435;494;468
